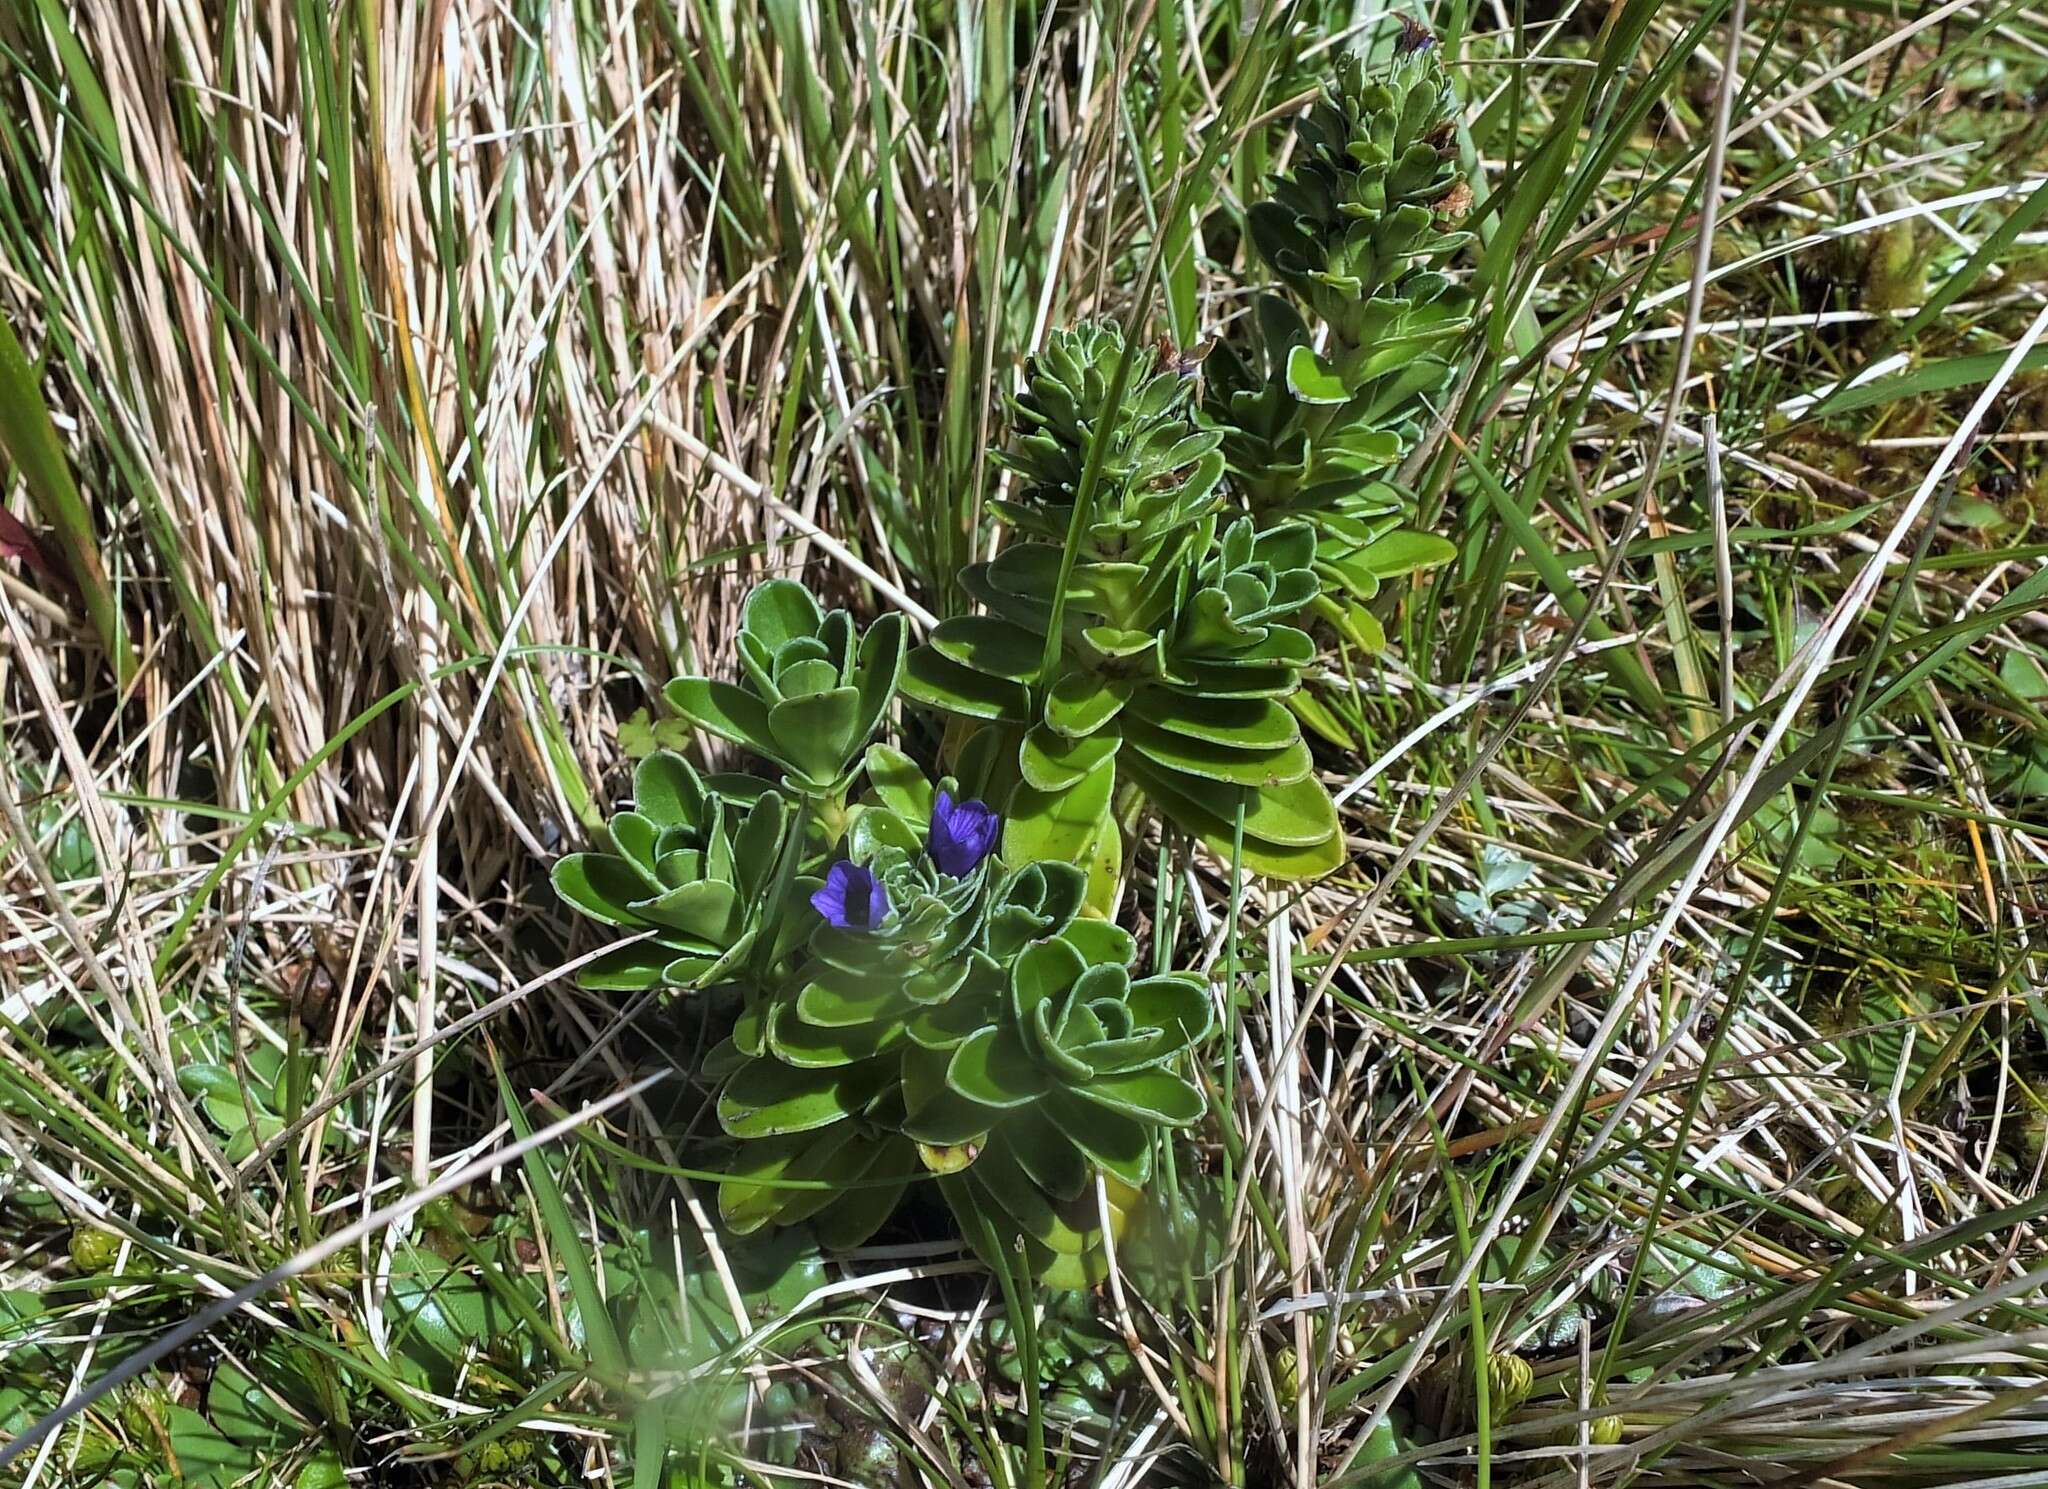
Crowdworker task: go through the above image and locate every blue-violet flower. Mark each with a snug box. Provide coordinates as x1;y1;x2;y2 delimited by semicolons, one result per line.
813;861;889;930
927;791;998;878
1396;17;1438;54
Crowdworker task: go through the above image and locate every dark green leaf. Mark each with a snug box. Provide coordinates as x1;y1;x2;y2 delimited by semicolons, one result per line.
1123;714;1313;788
902;646;1032;722
1071;1067;1205;1125
768;687;861;783
718;1059;883;1137
947;1025;1051;1108
552;854;653;926
664;677;774;751
931;616;1043;681
1005;755;1116;867
1045;670;1130;737
1128;690;1301;751
864;743;935;822
742;578;825;650
1019;726;1120;792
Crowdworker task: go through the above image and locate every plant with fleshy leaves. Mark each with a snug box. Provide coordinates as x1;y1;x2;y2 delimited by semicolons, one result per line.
917;932;1212;1284
706;763;1213;1281
1207;41;1472;663
665;579;906;800
706;776;1064;1235
756;779;1011;1074
902;322;1344;884
550;753;804;993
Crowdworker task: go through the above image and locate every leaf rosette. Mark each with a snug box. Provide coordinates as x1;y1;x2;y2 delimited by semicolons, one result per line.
710;785;1110;1250
915;933;1213;1282
665;578;906;796
1243;49;1470;364
708;787;1214;1278
550;752;797;992
753;791;1009;1071
711;851;1091;1136
991;322;1225;609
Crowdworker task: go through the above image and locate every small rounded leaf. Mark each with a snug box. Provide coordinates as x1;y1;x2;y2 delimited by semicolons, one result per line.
946;1026;1050;1109
743;579;825;651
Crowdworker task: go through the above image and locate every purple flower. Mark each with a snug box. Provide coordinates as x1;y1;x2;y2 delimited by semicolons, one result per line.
927;790;998;878
812;861;889;930
1395;17;1438;54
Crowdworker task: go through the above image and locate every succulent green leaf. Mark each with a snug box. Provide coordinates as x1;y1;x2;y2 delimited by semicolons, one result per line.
947;1025;1051;1108
552;854;652;927
1004;754;1116;869
1121;755;1344;877
767;1000;902;1068
1349;528;1457;579
814;1161;912;1249
1044;1091;1152;1186
743;578;826;652
904;990;998;1050
853;611;908;741
901;1043;997;1144
718;1126;858;1234
632;879;739;942
1285;342;1351;404
604;811;661;879
1019;725;1120;792
1167;659;1302;700
1069;1067;1205;1125
1010;935;1088;1024
1045;669;1130;737
768;688;862;785
1007;1104;1092;1202
776;1130;893;1228
941;1171;1077;1286
1123;714;1313;789
847;799;922;861
1079;809;1123;918
664;677;775;752
776;656;842;697
1125;751;1339;849
731;792;788;894
664;934;756;988
971;1144;1092;1256
718;1059;885;1138
931;616;1044;681
577;944;671;991
1127;690;1301;751
864;743;935;823
1126;973;1214;1050
632;751;704;827
901;646;1032;722
795;976;904;1029
1059;917;1137;969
